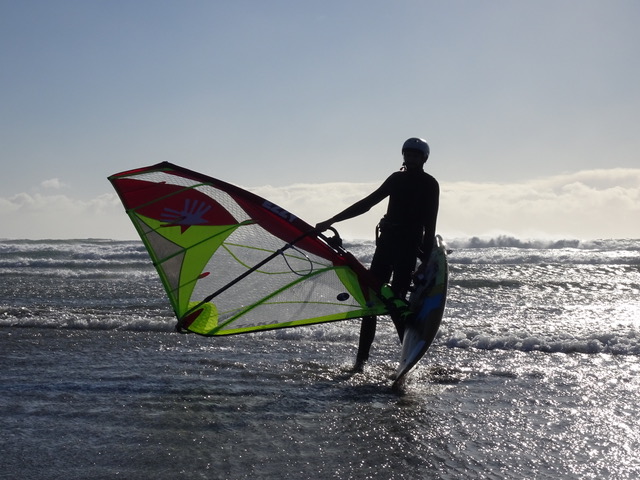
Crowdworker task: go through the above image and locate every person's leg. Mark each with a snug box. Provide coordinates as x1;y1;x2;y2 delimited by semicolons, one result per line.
354;237;392;369
354;316;376;372
388;235;420;340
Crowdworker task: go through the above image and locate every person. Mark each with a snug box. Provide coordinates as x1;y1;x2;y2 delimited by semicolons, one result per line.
315;137;440;371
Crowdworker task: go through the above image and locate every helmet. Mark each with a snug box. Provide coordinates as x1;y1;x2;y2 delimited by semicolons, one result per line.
402;137;430;160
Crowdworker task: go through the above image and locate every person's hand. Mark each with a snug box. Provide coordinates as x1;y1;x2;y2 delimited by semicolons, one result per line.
315;220;333;232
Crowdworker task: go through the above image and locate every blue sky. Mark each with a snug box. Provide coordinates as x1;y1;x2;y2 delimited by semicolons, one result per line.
1;0;639;240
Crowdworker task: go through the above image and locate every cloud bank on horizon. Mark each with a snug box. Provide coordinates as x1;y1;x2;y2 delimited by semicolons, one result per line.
1;168;638;241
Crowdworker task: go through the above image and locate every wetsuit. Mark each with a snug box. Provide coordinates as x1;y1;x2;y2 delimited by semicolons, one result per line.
325;168;440;364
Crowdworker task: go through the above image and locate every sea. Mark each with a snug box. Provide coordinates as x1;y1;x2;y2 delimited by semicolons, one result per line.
1;237;639;480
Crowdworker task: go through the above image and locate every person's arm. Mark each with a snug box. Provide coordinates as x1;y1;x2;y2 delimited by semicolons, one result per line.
316;182;391;231
418;180;440;260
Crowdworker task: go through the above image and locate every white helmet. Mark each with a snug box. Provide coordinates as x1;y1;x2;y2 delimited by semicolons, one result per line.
402;137;430;160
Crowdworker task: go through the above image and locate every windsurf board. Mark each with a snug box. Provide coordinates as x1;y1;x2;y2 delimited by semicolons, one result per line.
393;235;449;385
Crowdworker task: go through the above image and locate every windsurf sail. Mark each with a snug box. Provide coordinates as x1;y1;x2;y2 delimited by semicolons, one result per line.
108;162;389;335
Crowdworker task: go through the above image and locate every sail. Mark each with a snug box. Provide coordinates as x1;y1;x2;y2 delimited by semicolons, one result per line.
108;162;388;335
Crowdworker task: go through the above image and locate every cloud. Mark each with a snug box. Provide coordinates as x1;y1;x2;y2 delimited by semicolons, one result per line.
40;178;68;189
250;182;382;238
0;192;130;239
254;169;640;240
439;168;640;239
0;169;638;240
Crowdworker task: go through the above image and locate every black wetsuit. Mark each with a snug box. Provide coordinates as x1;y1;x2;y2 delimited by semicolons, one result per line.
328;168;440;363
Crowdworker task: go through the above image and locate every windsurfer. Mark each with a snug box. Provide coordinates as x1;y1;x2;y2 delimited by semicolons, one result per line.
315;138;440;372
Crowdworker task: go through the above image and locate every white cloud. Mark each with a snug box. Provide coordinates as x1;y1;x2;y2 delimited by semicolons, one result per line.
250;182;382;239
0;192;133;239
40;178;68;189
256;169;640;240
0;169;638;240
439;168;640;239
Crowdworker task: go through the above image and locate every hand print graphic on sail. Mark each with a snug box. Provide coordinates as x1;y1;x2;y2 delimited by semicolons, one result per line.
160;199;213;232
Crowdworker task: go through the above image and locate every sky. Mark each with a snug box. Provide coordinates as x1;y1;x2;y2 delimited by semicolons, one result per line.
1;0;639;240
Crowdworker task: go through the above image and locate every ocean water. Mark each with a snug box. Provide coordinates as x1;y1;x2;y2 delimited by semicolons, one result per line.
1;237;639;479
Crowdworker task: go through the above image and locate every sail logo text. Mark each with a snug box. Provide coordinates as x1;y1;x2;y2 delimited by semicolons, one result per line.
263;201;297;223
